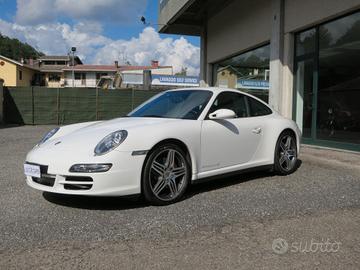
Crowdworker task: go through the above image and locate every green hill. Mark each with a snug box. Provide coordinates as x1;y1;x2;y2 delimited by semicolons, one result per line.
0;33;44;61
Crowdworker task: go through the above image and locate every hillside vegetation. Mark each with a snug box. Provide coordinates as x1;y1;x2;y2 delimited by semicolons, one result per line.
0;33;44;61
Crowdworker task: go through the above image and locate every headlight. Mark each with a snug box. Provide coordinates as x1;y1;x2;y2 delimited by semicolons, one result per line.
94;130;128;155
36;127;60;146
69;163;112;173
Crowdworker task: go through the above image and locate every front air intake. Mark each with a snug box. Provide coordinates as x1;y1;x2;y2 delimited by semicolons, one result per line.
64;176;93;190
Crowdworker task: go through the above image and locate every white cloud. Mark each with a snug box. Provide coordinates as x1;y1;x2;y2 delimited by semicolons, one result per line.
0;20;200;75
93;27;200;75
0;19;109;61
15;0;147;25
55;0;147;24
6;0;200;74
16;0;57;25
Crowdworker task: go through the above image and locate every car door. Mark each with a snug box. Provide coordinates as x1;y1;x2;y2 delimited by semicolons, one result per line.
200;92;263;172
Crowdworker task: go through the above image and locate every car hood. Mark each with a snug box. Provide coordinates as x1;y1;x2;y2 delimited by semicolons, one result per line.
40;117;180;151
81;117;177;132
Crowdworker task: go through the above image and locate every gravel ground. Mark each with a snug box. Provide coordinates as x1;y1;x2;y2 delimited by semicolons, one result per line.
0;125;359;269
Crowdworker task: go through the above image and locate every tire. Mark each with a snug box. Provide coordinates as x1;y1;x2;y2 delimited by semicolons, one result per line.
142;143;191;205
274;130;298;175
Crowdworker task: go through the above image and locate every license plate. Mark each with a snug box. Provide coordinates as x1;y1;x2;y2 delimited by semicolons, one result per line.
24;164;41;178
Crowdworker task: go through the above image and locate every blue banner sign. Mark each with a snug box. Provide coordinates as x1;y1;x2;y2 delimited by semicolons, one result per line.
152;75;200;86
237;79;269;90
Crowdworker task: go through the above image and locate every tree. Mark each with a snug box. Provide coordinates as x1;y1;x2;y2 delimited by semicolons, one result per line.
0;33;44;61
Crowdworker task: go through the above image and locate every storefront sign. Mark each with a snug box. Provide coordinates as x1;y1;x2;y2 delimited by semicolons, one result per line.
237;79;269;90
152;75;199;86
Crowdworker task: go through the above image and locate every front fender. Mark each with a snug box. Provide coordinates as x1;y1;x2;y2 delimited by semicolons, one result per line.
116;121;202;179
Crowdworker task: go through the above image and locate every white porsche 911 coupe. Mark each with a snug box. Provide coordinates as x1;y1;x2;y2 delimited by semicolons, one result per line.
25;87;301;205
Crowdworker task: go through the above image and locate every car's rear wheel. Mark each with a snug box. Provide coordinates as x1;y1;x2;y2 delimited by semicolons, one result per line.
142;143;190;205
274;131;298;175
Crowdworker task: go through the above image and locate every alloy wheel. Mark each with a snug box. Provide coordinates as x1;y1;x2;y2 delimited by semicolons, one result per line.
278;135;297;171
149;148;188;201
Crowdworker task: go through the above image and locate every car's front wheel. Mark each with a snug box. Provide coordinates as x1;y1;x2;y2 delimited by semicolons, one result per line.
274;131;298;175
142;143;190;205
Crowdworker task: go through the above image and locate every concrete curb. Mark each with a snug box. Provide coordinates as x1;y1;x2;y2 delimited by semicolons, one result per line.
300;145;360;173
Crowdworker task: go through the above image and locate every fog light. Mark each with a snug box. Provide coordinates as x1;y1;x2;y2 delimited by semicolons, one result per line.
69;164;112;173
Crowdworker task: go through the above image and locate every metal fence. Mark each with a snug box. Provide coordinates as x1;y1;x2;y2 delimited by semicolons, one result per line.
2;87;161;125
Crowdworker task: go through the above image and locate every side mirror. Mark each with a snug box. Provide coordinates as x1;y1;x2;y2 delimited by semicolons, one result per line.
209;109;236;120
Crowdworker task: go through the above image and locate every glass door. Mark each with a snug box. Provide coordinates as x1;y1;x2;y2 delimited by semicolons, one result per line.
294;58;315;138
294;28;317;139
294;12;360;151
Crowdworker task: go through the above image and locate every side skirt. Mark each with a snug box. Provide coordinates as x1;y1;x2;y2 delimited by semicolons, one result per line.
191;164;274;185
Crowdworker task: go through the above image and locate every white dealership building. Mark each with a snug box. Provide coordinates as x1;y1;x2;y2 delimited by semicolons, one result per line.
158;0;360;151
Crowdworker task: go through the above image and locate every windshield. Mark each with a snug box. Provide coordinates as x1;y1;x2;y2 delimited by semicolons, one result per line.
128;90;213;120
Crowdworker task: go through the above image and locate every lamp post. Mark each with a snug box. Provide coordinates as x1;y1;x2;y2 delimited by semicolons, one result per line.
71;47;76;87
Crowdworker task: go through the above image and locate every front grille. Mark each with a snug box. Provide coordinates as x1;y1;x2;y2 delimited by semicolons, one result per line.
65;176;93;182
32;174;55;187
64;176;93;190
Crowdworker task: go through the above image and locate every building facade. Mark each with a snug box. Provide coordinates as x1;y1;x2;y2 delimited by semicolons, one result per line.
158;0;360;151
63;61;174;88
62;65;118;88
34;55;82;87
0;55;38;87
1;55;175;89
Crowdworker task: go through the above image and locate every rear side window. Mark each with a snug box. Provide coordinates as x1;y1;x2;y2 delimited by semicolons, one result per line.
247;97;272;116
209;92;248;118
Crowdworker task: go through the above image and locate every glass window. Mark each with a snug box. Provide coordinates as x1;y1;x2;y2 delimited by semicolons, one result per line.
296;28;316;56
19;70;22;80
75;73;81;80
48;73;61;82
128;90;213;120
295;11;360;148
75;73;86;80
317;11;360;144
213;45;270;102
209;92;248;118
247;97;272;117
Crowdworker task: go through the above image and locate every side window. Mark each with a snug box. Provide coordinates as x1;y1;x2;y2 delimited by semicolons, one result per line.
209;92;248;118
247;97;272;116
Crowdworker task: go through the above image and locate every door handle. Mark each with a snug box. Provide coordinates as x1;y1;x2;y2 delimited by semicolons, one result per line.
252;127;262;134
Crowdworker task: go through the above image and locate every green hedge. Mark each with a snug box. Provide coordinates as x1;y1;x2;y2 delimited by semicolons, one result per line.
3;87;160;125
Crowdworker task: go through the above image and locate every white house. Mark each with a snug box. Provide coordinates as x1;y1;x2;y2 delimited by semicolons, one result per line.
63;64;118;88
63;60;173;88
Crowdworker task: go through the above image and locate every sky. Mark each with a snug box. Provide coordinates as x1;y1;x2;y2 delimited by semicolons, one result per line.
0;0;200;75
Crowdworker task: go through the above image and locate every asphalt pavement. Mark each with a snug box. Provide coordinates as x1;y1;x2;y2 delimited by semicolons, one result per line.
0;125;359;269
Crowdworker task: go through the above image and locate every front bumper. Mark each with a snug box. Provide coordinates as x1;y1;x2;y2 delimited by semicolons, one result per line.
25;148;146;196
